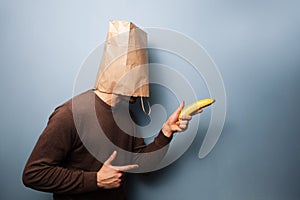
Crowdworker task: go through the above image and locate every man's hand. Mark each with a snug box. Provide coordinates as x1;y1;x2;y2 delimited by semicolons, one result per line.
97;151;138;189
162;101;203;138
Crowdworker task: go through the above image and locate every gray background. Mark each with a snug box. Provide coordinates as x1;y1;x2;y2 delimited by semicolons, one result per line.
1;0;299;200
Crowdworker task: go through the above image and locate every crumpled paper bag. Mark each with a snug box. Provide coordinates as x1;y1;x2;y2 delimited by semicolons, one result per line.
94;20;149;97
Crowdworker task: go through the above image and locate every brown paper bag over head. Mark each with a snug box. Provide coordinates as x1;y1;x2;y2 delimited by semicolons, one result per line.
94;20;149;97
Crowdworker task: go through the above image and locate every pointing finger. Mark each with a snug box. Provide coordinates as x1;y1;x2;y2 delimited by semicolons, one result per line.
113;164;139;172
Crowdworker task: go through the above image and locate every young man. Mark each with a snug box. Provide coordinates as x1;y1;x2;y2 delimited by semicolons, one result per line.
22;20;202;200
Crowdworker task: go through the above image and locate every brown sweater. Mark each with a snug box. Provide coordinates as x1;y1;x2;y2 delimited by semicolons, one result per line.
23;90;172;200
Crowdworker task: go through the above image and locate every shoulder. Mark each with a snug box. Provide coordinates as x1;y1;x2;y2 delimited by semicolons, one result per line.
50;90;93;116
47;90;94;126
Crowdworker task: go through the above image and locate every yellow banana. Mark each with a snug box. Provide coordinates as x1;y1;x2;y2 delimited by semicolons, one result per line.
179;98;215;120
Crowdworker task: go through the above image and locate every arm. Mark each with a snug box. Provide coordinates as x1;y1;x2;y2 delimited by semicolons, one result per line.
95;101;202;187
22;105;97;194
132;101;202;172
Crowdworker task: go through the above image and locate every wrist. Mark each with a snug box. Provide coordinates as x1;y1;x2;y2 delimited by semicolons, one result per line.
162;124;173;138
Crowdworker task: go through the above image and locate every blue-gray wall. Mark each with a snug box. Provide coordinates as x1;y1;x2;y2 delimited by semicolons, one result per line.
1;0;299;200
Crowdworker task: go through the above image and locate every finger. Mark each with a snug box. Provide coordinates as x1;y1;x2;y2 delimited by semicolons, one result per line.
176;120;188;127
102;172;122;182
176;120;188;125
177;101;184;113
173;101;184;116
101;173;122;184
104;151;117;165
175;127;183;132
113;164;139;171
195;109;203;114
179;115;192;120
179;124;187;129
103;182;121;189
111;182;121;188
171;124;182;132
179;120;188;126
101;177;119;184
180;119;190;130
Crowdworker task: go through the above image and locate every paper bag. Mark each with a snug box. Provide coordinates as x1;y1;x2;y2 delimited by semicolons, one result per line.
94;20;149;97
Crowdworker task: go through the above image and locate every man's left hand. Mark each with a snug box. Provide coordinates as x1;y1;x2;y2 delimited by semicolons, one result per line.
161;101;202;137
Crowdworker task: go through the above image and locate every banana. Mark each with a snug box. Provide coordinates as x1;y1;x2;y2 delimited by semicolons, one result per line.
179;98;215;120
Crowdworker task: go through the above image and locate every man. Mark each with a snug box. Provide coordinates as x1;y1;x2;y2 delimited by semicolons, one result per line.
22;20;202;200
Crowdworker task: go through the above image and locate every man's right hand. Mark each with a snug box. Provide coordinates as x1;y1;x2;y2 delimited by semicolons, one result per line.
97;151;138;189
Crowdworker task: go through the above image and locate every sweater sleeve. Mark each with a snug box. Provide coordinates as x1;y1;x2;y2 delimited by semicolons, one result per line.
22;105;98;194
133;130;172;153
131;129;173;172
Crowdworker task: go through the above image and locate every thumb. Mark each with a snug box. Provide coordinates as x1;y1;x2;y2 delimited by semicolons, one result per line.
169;101;184;123
104;150;117;165
176;101;184;114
